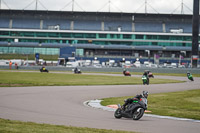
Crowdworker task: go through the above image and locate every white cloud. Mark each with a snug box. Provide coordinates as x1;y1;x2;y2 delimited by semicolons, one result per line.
0;0;193;14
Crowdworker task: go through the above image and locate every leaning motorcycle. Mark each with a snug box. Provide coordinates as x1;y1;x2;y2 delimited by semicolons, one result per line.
142;75;149;85
114;98;147;120
73;68;82;74
123;71;131;76
40;67;49;73
187;74;194;81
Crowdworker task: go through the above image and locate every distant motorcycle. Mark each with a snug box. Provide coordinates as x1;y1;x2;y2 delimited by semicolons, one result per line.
142;75;149;85
123;70;131;76
187;72;194;81
73;68;82;74
114;98;147;120
40;67;49;73
145;70;154;78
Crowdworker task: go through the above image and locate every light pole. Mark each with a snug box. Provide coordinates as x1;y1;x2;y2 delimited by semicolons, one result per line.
145;50;150;62
191;0;199;68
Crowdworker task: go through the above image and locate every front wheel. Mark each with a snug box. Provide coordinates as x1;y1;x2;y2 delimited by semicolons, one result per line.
114;108;122;119
132;108;144;120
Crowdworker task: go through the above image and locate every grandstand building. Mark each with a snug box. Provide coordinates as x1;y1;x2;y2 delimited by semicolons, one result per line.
0;9;199;64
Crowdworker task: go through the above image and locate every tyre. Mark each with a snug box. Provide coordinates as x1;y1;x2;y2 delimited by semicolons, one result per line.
132;108;144;120
114;108;122;119
147;79;149;85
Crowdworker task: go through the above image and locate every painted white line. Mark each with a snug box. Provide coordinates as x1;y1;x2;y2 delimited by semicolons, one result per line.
84;99;200;123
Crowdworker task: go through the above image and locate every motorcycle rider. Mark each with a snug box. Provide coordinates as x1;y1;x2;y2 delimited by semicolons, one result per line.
143;70;149;77
142;70;149;84
122;91;148;111
123;69;127;75
74;67;78;73
187;71;194;81
42;65;46;71
187;71;191;77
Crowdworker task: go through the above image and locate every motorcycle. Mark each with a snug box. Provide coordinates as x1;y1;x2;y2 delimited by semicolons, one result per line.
142;75;149;85
40;67;49;73
187;73;194;81
144;70;154;78
147;70;154;78
123;70;131;76
114;98;147;120
73;68;82;74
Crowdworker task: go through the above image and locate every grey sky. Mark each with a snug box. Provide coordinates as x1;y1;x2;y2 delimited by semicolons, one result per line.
0;0;193;14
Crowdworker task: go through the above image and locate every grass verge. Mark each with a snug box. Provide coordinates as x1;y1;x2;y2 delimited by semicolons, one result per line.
0;118;135;133
0;71;183;87
101;89;200;120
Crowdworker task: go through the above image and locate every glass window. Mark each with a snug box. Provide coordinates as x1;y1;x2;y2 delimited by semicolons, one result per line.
146;35;157;39
110;34;120;38
76;49;84;56
184;36;192;41
123;34;132;39
99;34;107;38
36;32;47;37
135;35;143;39
60;33;71;37
159;35;169;40
0;47;8;53
46;48;59;55
22;32;35;37
48;33;59;37
85;33;96;38
0;31;9;36
73;33;83;38
21;48;34;54
34;48;46;55
170;36;182;40
11;31;19;36
152;42;158;46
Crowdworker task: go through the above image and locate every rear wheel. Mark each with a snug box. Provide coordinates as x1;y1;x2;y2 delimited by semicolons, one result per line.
114;108;122;119
147;79;149;85
132;108;144;120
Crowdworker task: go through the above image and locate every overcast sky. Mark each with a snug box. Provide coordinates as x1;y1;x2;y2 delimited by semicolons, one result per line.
0;0;194;14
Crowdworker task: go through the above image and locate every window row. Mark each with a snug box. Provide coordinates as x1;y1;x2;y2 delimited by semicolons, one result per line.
0;47;59;55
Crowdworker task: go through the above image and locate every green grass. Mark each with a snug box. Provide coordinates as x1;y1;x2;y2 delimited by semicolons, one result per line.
0;118;135;133
101;89;200;120
152;73;200;77
0;71;183;87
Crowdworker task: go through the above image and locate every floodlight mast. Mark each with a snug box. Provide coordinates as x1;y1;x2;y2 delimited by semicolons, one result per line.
36;0;38;10
191;0;199;68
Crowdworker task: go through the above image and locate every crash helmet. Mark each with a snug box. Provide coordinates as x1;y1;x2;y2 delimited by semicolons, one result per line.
142;91;148;98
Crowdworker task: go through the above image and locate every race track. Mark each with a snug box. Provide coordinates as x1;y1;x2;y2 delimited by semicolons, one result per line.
0;73;200;133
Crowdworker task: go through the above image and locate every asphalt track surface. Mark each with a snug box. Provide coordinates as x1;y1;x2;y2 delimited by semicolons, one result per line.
0;72;200;133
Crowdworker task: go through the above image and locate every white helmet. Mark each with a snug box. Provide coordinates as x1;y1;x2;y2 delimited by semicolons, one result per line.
143;91;148;98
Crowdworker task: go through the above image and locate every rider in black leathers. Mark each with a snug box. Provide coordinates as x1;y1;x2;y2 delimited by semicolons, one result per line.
143;71;149;84
122;91;148;111
143;71;148;77
74;67;78;73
